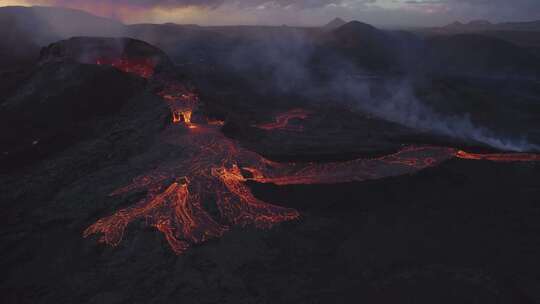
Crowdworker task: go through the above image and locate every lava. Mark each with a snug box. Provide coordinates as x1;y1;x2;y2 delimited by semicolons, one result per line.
84;59;540;254
255;108;311;131
157;82;199;127
245;146;454;186
83;110;454;253
96;57;156;78
84;178;227;254
84;121;301;253
213;165;300;228
455;150;540;162
172;110;193;124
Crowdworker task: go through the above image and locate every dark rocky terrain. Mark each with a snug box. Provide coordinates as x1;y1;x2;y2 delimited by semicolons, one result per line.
1;6;540;304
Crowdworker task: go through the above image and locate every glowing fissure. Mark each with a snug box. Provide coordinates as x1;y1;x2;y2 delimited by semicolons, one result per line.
84;61;540;254
96;57;156;79
255;108;311;131
455;150;540;162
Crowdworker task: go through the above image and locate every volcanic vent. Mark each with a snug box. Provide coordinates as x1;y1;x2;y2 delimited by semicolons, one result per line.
0;37;171;172
40;37;173;78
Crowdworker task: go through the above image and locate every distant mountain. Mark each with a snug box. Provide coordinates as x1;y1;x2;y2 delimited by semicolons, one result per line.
326;20;540;76
468;20;492;26
439;19;540;32
425;34;540;77
330;21;392;52
499;20;540;31
321;21;421;72
329;21;397;70
439;20;494;32
323;18;346;31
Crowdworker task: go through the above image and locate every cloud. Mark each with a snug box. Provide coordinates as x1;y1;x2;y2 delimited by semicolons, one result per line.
401;0;540;21
3;0;540;25
15;0;351;10
43;0;224;9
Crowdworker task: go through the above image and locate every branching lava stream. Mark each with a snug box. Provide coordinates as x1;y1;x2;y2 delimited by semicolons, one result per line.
84;61;540;254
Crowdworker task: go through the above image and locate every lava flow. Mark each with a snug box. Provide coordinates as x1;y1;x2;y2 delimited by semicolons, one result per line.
157;82;199;127
84;178;228;254
84;62;540;254
255;108;311;131
96;57;156;78
456;150;540;162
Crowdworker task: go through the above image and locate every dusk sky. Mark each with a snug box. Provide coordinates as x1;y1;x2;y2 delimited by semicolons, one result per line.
1;0;540;27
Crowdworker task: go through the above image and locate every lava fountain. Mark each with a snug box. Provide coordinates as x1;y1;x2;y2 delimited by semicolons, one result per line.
157;82;199;127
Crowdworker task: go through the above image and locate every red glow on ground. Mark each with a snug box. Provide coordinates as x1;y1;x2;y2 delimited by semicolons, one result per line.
84;178;227;254
96;57;156;78
455;150;540;162
255;108;311;131
157;82;199;127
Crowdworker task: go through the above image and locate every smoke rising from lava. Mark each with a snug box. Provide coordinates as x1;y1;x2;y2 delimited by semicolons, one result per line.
221;33;538;152
3;4;537;151
330;75;540;152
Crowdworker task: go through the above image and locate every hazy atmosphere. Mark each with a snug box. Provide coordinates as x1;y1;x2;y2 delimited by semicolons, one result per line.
2;1;540;303
2;0;540;26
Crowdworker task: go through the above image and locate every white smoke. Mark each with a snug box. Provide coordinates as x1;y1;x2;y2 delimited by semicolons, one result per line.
333;75;540;152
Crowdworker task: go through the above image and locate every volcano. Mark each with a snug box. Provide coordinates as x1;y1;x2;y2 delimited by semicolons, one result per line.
323;18;347;31
46;38;536;257
2;9;540;304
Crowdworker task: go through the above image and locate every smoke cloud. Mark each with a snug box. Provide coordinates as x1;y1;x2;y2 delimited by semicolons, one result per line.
2;3;537;151
6;0;540;26
332;76;539;151
217;32;539;152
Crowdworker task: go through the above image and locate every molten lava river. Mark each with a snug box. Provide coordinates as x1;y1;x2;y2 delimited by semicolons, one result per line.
84;61;540;254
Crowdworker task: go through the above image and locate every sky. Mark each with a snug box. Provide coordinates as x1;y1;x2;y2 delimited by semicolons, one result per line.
1;0;540;27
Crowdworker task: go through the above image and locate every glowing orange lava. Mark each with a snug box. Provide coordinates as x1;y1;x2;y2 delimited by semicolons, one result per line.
207;118;225;126
84;178;228;254
83;114;453;253
246;146;454;186
96;57;156;79
157;82;199;127
255;108;311;131
455;150;540;162
172;110;193;124
84;60;540;254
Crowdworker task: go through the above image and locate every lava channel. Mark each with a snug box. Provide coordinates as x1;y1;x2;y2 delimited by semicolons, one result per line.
456;150;540;162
